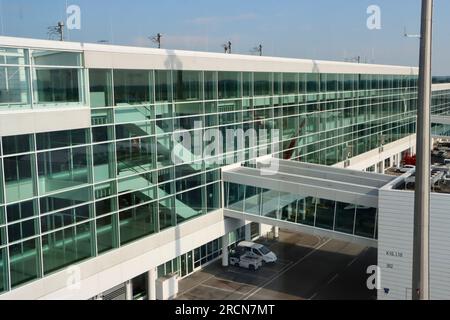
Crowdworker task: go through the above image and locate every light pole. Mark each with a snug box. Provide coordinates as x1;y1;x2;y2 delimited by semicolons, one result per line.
412;0;433;301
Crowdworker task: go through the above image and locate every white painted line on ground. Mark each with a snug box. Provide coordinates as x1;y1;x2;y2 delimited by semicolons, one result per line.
308;246;370;300
225;268;280;281
242;238;332;300
177;274;217;297
327;274;339;285
347;247;368;268
200;284;246;295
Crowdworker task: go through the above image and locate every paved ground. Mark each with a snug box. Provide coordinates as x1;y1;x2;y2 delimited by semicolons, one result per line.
176;230;377;300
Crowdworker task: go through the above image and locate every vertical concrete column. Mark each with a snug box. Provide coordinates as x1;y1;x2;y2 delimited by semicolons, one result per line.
272;226;280;239
378;160;385;174
125;280;133;300
245;221;252;241
147;268;157;300
222;234;229;267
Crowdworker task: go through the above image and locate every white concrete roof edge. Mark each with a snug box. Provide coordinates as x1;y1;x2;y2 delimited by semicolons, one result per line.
0;35;418;75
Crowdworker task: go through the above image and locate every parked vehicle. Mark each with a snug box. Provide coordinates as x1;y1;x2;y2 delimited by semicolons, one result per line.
396;165;416;173
437;151;448;158
237;241;277;263
229;252;263;271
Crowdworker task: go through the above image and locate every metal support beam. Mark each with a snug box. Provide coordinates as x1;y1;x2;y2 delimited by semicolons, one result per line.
412;0;433;301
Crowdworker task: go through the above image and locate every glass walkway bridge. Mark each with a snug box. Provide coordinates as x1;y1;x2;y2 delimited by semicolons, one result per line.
223;159;397;247
432;114;450;138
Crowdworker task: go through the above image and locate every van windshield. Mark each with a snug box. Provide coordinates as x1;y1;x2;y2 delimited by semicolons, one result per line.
259;246;271;255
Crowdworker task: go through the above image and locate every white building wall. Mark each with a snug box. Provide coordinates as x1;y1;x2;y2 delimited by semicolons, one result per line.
378;187;450;300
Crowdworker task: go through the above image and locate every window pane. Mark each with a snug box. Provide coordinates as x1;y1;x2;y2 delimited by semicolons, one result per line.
204;71;217;100
283;73;298;95
96;214;117;254
2;134;33;155
89;69;113;107
119;202;157;245
155;70;172;102
218;71;241;99
315;199;335;230
0;248;6;293
159;197;175;231
114;70;151;105
254;72;271;96
8;218;38;242
3;154;35;203
175;187;204;224
34;68;81;104
355;207;377;238
0;66;30;110
173;70;202;101
9;238;41;288
39;186;92;214
93;143;115;183
36;129;87;150
306;73;319;93
6;200;36;223
0;47;27;65
31;50;82;67
42;222;93;274
37;146;90;194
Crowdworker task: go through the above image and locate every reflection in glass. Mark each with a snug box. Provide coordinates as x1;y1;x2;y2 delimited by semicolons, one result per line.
42;222;93;274
9;238;41;288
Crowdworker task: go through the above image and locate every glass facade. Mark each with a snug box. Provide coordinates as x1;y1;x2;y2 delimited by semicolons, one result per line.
224;183;378;239
1;43;450;295
157;226;246;279
0;47;86;110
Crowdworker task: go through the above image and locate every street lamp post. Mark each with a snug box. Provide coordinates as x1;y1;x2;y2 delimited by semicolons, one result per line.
412;0;433;301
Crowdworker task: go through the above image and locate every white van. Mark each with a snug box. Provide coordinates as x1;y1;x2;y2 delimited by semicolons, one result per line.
237;241;277;263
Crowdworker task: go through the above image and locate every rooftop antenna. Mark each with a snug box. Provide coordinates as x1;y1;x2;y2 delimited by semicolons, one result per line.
222;41;232;54
345;56;361;63
251;44;263;56
47;21;65;41
149;33;162;48
404;26;421;39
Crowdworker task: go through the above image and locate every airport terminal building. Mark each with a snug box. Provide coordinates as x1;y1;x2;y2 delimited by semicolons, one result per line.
0;36;449;300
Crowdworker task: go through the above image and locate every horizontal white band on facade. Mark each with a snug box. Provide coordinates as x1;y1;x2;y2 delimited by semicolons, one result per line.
432;83;450;92
432;115;450;125
0;107;91;136
0;36;418;75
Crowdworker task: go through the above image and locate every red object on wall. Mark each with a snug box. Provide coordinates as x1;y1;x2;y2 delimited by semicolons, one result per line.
403;154;417;166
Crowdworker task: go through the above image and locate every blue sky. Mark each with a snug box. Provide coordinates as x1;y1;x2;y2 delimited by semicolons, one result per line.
1;0;449;74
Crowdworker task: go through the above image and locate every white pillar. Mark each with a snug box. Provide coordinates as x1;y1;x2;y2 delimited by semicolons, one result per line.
147;268;157;300
272;226;280;239
245;222;252;241
222;234;229;267
378;160;385;174
125;280;133;300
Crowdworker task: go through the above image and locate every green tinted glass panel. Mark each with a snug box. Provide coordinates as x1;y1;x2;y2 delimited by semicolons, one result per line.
9;238;40;288
42;222;93;274
89;69;113;107
218;72;241;99
35;68;81;104
173;70;202;101
0;66;30;110
119;202;157;245
114;70;152;105
96;214;117;254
